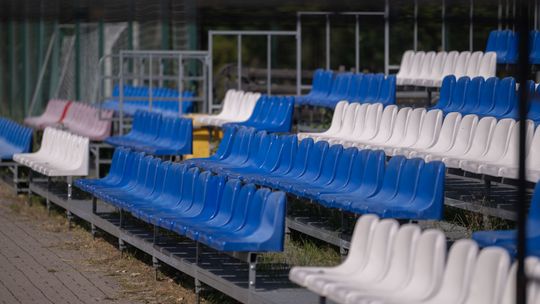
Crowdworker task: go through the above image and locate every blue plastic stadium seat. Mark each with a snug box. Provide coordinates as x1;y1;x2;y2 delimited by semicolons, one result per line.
0;117;33;160
377;75;397;105
105;110;193;156
227;96;294;133
440;77;470;113
431;75;456;111
296;69;333;106
488;77;517;118
472;77;498;116
531;31;540;64
529;85;540;123
75;149;287;253
486;30;518;64
459;77;483;114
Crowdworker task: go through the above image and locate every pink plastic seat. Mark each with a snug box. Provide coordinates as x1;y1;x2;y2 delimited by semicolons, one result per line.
24;99;72;129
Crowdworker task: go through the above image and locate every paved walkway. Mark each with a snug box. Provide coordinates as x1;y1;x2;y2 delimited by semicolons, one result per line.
0;199;133;304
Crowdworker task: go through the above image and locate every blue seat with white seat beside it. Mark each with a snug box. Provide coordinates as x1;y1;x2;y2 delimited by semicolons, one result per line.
0;117;33;161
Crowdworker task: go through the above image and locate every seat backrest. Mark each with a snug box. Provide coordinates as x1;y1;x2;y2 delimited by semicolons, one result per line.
483;118;516;158
474;77;498;115
427;51;448;80
434;75;457;110
460;77;484;114
446;77;471;112
448;114;479;153
500;258;540;304
414;109;444;148
453;52;472;78
342;214;379;269
463;247;510;304
396;50;415;78
336;103;361;137
377;75;397;105
399;108;427;146
485;30;500;52
359;219;400;279
490;77;517;117
465;51;484;76
325;101;349;135
417;51;436;79
381;107;412;144
477;52;497;78
409;52;427;78
425;239;479;304
439;51;460;79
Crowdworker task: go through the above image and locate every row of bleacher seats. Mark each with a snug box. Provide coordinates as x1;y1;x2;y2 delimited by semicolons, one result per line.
433;75;539;120
25;99;114;141
105;110;193;156
485;29;540;64
299;98;540;182
289;214;540;304
295;70;396;108
0;118;33;161
195;90;260;127
474;182;540;258
75;148;287;252
185;126;445;220
13;127;89;177
102;85;194;115
396;50;497;87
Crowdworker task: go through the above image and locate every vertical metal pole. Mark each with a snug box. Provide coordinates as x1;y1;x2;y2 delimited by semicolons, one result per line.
516;2;530;303
149;54;153;111
414;0;418;51
8;20;15;117
355;15;360;72
442;0;446;51
498;0;503;30
119;54;125;135
267;35;272;95
469;0;474;51
384;0;390;75
208;32;213;113
178;55;184;115
23;20;31;115
535;0;538;31
296;15;302;96
37;8;45;111
75;20;81;100
326;14;331;70
237;34;242;90
49;21;60;99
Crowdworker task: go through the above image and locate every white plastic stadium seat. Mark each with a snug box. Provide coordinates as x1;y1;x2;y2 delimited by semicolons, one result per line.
453;52;472;78
318;103;361;142
414;114;476;161
396;51;416;86
461;247;510;304
419;51;447;87
501;125;540;181
405;51;435;86
322;223;420;301
348;105;398;148
366;107;419;151
401;111;460;158
465;51;484;77
432;51;459;87
460;119;519;174
13;127;89;177
289;214;379;287
476;52;497;79
356;106;408;150
196;90;260;127
386;109;442;157
305;219;400;295
338;103;383;147
331;229;446;304
298;101;348;141
478;120;534;177
441;117;500;169
499;257;539;304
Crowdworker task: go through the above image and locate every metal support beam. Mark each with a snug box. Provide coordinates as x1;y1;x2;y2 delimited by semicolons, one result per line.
325;15;331;70
296;16;302;96
75;20;81;100
442;0;446;50
469;0;474;51
516;1;530;303
267;35;272;95
237;35;242;90
384;0;390;75
23;20;31;115
49;21;60;99
8;20;15;117
414;0;418;51
355;15;360;72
